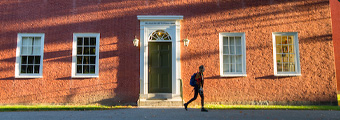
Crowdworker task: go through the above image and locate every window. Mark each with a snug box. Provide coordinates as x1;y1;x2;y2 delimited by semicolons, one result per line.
219;33;246;77
15;33;45;78
273;32;301;76
149;30;171;41
72;33;100;78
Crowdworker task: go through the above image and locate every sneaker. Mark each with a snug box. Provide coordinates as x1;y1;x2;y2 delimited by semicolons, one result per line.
201;108;208;112
184;103;188;111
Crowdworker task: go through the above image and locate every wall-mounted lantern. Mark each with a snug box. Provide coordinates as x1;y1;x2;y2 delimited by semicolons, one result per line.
183;38;190;46
133;36;139;47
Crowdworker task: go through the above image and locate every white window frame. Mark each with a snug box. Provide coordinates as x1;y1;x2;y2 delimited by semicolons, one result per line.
272;32;301;76
219;32;247;77
72;33;100;78
15;33;45;78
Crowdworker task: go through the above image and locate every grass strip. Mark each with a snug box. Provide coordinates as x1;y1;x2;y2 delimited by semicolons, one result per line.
191;105;340;111
0;105;132;112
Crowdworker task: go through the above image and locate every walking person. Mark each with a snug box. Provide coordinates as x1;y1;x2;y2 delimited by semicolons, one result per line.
184;65;208;112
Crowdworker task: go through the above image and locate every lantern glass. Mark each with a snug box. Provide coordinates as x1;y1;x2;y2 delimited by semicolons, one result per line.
184;39;190;46
133;38;139;47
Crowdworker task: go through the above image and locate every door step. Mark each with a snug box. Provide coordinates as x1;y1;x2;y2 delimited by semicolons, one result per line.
147;98;167;100
138;99;183;107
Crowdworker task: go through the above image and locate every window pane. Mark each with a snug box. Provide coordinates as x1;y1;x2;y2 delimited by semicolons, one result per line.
165;34;170;40
77;56;82;64
277;63;282;72
77;37;83;45
26;46;33;55
223;37;228;46
77;47;82;55
231;64;235;72
236;64;242;72
223;64;229;73
288;36;294;44
289;54;295;63
22;37;28;45
90;56;96;64
84;37;89;45
28;56;34;64
282;46;288;53
22;37;32;46
83;65;89;73
282;36;288;44
84;47;90;54
34;56;40;64
230;55;235;64
150;35;156;40
21;65;27;73
288;45;294;53
33;47;40;55
230;37;235;45
230;46;235;54
223;46;229;54
34;65;39;73
27;65;33;73
90;47;95;55
77;65;82;73
276;54;282;63
90;65;95;73
223;55;230;64
275;36;281;45
236;46;241;55
33;37;41;46
21;56;27;64
21;46;29;55
283;63;289;72
90;37;96;45
276;45;282;53
282;55;288;62
236;55;242;64
235;37;241;46
289;63;295;72
83;56;89;64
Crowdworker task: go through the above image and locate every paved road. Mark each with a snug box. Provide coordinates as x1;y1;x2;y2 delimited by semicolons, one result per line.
0;108;339;120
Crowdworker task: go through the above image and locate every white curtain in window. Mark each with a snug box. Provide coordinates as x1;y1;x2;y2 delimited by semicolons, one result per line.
223;36;242;73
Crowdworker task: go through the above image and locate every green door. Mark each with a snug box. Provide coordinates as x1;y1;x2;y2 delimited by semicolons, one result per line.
148;42;172;93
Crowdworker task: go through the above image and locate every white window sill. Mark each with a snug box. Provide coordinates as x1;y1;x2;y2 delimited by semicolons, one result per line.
15;75;43;78
220;74;247;77
72;75;99;78
274;74;301;77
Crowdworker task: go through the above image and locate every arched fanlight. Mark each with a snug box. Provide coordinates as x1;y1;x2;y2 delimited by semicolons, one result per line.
149;30;171;41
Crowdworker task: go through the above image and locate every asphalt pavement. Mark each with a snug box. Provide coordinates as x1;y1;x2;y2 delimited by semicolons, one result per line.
0;108;339;120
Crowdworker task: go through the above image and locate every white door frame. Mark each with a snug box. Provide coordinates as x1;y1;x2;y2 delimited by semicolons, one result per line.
137;15;183;100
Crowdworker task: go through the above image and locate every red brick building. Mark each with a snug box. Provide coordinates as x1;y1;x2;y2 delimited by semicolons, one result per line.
0;0;337;106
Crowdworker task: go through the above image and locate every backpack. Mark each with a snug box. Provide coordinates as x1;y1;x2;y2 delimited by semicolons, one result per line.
190;73;197;87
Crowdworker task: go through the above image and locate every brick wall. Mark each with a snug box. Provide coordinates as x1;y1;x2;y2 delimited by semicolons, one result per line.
0;0;336;105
